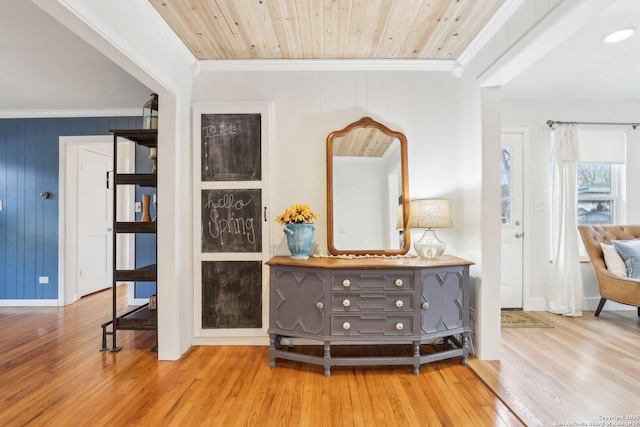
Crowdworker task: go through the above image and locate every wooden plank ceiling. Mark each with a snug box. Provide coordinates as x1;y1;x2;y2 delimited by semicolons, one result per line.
333;127;396;157
150;0;506;60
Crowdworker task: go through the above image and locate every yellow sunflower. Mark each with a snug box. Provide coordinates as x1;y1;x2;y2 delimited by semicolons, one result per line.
275;203;319;225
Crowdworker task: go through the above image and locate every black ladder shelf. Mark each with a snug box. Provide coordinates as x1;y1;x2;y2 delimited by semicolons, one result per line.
101;129;158;352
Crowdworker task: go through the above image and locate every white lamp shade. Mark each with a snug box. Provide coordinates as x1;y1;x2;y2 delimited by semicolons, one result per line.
406;199;452;229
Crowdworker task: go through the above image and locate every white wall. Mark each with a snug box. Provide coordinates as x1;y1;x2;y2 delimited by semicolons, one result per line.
502;98;640;311
192;68;462;257
38;0;196;360
333;157;386;250
44;0;622;361
455;0;622;360
454;0;595;360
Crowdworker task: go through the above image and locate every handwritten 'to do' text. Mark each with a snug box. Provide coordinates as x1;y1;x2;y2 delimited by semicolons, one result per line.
202;122;238;139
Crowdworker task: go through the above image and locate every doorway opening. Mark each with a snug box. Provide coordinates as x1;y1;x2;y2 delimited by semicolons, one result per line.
500;130;526;309
58;136;135;306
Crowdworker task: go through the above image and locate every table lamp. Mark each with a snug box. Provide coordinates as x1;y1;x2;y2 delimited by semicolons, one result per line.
406;199;452;259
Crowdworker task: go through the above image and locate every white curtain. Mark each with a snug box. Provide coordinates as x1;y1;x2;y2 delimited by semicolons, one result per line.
548;124;583;316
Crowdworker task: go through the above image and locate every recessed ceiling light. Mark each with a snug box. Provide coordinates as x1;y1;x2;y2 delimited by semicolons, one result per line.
604;28;635;43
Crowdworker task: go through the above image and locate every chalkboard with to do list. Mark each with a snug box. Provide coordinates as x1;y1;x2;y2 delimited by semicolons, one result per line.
201;113;261;181
201;189;262;253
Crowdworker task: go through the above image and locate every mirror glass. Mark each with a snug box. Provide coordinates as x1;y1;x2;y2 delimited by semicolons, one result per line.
327;117;410;256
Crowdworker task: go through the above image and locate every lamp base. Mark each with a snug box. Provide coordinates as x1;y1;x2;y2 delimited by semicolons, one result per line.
414;229;446;259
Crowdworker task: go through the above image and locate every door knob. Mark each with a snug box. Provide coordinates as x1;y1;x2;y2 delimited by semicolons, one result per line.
515;232;524;238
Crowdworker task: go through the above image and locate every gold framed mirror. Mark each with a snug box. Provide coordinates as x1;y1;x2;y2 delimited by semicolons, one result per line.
326;117;410;256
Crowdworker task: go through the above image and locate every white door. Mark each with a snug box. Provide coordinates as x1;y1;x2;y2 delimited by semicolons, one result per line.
501;131;524;308
193;104;272;344
77;147;113;297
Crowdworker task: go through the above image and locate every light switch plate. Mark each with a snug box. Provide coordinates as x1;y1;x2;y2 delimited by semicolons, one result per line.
0;200;3;211
135;202;142;213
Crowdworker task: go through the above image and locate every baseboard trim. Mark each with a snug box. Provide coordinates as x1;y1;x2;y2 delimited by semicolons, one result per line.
192;336;269;346
0;299;59;307
524;297;635;312
131;298;150;306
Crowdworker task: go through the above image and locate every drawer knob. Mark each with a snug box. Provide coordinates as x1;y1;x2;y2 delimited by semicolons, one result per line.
395;300;403;308
342;299;351;308
316;301;324;310
422;301;430;310
342;279;351;288
394;278;403;287
395;322;404;331
342;321;351;330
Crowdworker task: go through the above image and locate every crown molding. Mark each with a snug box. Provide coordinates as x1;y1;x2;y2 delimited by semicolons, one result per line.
0;108;140;119
457;0;526;67
193;59;457;75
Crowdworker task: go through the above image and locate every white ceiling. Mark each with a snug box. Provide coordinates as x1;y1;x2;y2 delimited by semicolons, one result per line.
0;0;638;117
501;0;640;100
0;0;151;115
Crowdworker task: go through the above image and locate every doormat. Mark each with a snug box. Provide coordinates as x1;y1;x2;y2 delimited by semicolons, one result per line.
501;311;552;328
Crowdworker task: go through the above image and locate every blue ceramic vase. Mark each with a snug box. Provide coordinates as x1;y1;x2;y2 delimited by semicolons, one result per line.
284;223;314;259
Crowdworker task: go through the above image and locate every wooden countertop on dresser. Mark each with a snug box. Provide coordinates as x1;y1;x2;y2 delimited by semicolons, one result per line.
266;254;474;269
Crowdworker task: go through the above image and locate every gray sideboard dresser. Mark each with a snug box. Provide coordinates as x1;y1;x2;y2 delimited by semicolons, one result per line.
266;255;474;376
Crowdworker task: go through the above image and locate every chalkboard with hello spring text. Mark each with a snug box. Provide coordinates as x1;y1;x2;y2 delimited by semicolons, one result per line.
201;189;262;253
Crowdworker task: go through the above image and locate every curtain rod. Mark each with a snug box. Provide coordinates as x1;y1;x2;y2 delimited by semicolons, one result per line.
546;120;639;129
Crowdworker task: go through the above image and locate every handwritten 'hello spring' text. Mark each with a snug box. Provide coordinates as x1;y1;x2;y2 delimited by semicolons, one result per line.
204;193;255;246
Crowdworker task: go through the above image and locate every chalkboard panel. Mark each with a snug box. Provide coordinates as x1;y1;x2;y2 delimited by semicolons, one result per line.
202;261;262;329
201;113;261;181
201;189;262;253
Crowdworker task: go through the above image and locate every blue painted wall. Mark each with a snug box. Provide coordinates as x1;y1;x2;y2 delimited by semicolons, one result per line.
0;116;155;300
134;143;157;298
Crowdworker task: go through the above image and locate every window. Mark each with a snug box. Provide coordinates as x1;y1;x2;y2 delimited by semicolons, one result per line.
550;129;627;259
576;162;624;257
577;163;615;226
501;146;512;225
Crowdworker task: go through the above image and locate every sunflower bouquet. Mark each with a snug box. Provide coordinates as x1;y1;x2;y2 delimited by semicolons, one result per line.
275;203;319;225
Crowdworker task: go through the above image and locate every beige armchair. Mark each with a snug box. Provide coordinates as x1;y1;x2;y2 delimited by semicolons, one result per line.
578;225;640;316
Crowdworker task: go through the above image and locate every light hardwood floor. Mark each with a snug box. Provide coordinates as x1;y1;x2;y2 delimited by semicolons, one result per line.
0;287;521;426
470;310;640;427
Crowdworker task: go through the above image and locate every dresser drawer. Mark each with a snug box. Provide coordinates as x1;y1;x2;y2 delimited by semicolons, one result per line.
331;293;413;313
331;271;414;291
331;315;414;336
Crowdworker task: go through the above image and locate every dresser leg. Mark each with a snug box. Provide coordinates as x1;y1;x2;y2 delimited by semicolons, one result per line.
461;333;470;365
412;341;421;375
269;335;277;368
323;342;331;377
